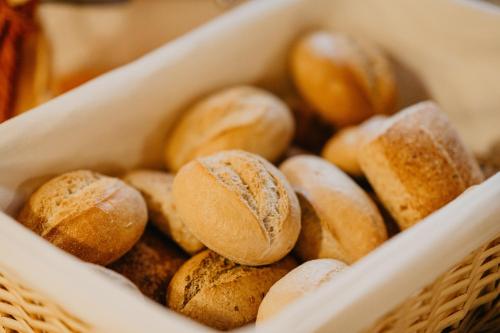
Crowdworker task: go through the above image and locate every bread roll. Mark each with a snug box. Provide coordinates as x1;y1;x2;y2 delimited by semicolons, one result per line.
322;115;387;176
290;31;396;127
167;250;296;330
18;170;147;265
173;150;301;266
257;259;347;322
165;85;294;171
280;155;387;263
123;170;204;254
110;228;186;304
358;101;484;229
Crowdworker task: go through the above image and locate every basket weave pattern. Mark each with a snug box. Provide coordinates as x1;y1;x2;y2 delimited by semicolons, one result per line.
0;269;89;333
368;236;500;333
0;236;498;333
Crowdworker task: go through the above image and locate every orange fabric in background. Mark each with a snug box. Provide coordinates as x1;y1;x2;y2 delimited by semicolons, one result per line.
0;0;36;122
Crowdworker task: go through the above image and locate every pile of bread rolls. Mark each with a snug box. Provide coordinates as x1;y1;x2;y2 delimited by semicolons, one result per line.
16;30;485;331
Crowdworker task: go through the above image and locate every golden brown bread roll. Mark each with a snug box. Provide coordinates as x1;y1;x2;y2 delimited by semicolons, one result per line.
18;170;147;265
123;170;204;254
257;259;347;323
290;31;396;127
358;101;484;229
167;250;296;330
280;155;387;263
110;227;186;304
322;115;387;176
173;150;301;266
164;85;294;171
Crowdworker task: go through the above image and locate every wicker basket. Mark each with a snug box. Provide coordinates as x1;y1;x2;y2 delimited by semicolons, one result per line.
0;0;499;332
0;235;499;333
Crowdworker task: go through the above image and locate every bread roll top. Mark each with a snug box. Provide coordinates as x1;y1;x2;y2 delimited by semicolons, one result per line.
173;150;301;266
359;101;484;229
257;259;347;322
280;155;387;263
165;85;294;171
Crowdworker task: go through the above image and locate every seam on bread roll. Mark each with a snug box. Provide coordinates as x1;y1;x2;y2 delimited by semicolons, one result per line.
201;153;288;244
18;170;147;265
173;150;300;266
181;251;249;309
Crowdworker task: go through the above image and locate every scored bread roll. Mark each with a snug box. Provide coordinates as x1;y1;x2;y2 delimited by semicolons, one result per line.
290;31;396;127
322;115;387;176
167;250;297;330
280;155;387;263
359;101;484;229
123;170;204;254
164;85;294;171
173;150;301;266
17;170;147;265
257;259;347;322
110;227;186;304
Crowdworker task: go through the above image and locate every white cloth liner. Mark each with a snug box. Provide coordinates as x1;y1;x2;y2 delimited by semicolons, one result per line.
0;0;499;332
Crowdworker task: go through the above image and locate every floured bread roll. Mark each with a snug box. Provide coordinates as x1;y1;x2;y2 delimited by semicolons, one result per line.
257;259;347;322
359;101;484;229
322;115;387;176
18;170;147;265
173;150;301;266
290;31;396;127
123;170;204;254
167;250;296;330
280;155;387;263
164;85;294;171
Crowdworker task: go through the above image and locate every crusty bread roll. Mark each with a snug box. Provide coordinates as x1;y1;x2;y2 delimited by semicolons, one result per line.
164;85;294;171
290;31;396;127
18;170;147;265
280;155;387;263
123;170;204;254
173;150;301;266
322;115;387;176
257;259;347;322
358;101;484;229
167;250;296;330
110;227;186;304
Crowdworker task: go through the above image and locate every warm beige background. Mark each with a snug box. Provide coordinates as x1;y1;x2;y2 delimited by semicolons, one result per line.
40;0;246;80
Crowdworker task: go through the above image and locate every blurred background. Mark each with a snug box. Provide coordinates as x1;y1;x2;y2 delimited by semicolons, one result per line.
1;0;246;121
1;0;498;125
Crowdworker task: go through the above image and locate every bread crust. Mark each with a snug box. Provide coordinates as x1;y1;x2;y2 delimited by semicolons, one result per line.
280;155;387;263
110;228;186;304
167;250;296;330
164;86;294;171
173;150;301;266
17;170;147;265
257;259;347;322
359;102;484;229
123;170;204;254
322;115;387;175
291;31;396;127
